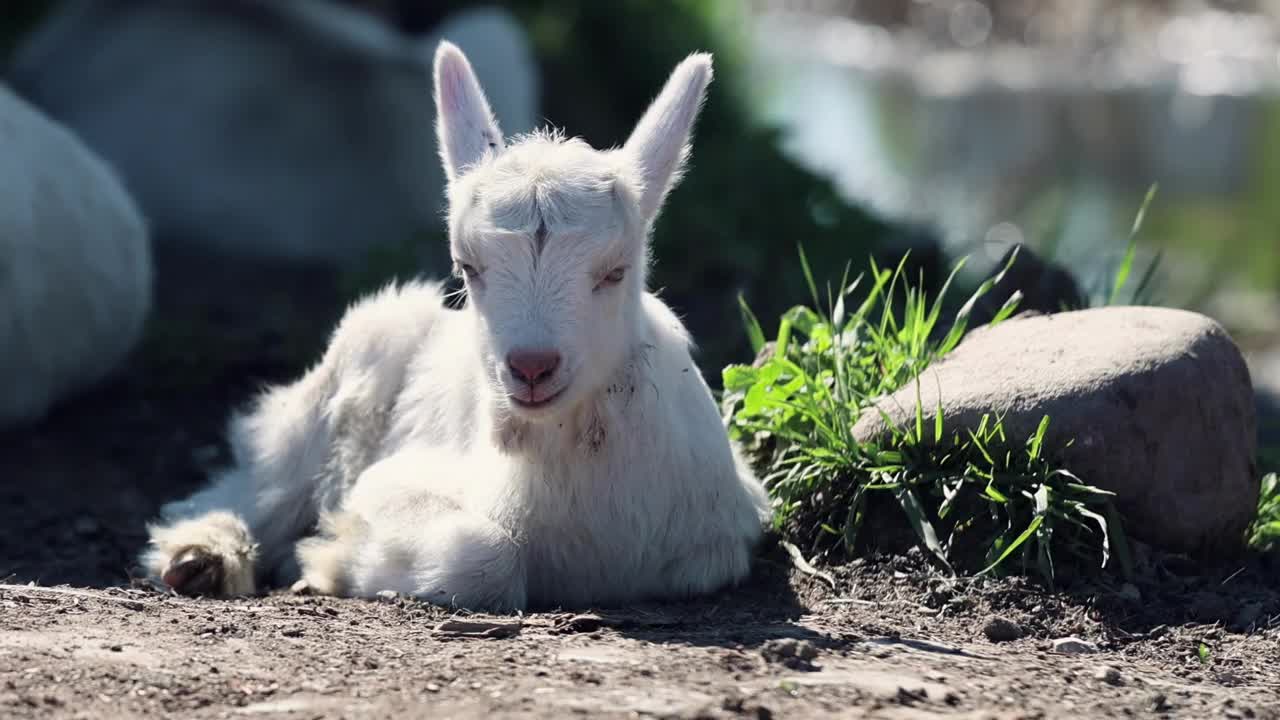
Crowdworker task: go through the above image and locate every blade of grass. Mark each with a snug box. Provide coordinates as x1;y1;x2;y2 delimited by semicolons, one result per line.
1108;183;1159;305
738;294;765;353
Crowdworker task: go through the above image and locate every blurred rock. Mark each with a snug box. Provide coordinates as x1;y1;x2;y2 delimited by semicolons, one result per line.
853;306;1259;556
7;0;539;266
969;244;1085;328
0;84;152;430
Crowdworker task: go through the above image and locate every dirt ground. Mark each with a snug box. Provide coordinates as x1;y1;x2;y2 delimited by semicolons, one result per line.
2;252;1279;719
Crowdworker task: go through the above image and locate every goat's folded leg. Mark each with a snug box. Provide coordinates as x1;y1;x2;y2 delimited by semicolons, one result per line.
296;449;528;612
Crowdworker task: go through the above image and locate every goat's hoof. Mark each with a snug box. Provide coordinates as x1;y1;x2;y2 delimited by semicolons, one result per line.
162;545;225;597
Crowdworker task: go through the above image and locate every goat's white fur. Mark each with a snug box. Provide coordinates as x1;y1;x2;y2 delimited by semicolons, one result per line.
140;43;769;611
0;84;151;429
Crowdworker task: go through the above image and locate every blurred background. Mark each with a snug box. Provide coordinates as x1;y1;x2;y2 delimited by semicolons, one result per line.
0;1;1279;584
4;0;1278;385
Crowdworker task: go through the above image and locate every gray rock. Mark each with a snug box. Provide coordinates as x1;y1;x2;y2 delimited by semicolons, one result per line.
852;306;1258;556
9;1;538;265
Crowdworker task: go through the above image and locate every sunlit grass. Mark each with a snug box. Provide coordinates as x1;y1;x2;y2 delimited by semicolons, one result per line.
1249;473;1280;553
725;186;1275;580
723;249;1130;584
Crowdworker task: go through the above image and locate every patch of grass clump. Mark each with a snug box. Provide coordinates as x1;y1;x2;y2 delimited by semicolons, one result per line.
1248;473;1280;553
722;249;1130;584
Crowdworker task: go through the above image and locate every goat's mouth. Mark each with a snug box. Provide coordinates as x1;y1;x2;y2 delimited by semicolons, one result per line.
508;385;567;412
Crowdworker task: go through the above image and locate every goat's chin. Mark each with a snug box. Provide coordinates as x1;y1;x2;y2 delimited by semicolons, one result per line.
500;381;574;422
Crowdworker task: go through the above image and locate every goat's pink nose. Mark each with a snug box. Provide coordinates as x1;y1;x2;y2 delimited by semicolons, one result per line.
507;348;561;386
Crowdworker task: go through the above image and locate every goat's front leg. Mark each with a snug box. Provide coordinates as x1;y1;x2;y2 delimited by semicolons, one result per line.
295;449;528;612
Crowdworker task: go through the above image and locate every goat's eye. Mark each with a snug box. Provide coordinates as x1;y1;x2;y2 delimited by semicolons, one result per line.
454;261;480;280
595;267;626;291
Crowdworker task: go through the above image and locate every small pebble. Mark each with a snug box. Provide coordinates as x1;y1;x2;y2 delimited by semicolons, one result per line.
376;590;399;602
1052;637;1098;655
760;638;818;662
1093;665;1122;685
760;638;820;670
289;579;311;595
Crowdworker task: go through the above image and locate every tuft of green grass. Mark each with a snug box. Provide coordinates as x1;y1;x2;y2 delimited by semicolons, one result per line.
723;249;1130;584
1197;642;1212;665
1248;473;1280;552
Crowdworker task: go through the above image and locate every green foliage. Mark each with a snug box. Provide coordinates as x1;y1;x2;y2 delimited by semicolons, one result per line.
1248;473;1280;552
722;249;1131;583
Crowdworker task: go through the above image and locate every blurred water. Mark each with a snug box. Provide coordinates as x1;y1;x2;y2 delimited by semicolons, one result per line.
743;4;1280;365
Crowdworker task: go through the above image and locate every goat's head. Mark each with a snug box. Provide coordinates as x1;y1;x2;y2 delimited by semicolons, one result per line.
433;42;711;421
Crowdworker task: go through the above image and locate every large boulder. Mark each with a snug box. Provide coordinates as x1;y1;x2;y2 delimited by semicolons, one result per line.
0;84;152;429
852;306;1259;556
7;1;539;266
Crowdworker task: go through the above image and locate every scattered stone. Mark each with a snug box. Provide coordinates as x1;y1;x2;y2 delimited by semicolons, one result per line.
289;580;311;596
1052;637;1099;655
425;683;441;693
982;617;1024;643
375;590;399;602
1093;665;1123;685
760;638;820;671
433;619;522;639
852;306;1259;556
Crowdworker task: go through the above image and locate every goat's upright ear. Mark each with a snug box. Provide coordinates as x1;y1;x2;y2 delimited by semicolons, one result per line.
434;41;504;183
623;53;713;225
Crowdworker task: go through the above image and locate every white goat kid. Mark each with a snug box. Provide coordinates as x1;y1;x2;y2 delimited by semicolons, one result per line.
141;43;770;611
